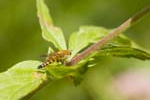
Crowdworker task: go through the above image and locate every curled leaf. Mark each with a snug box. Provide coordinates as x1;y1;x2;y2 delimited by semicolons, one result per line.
97;46;150;60
37;0;67;50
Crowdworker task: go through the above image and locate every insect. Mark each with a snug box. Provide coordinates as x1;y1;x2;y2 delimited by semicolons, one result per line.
38;50;71;69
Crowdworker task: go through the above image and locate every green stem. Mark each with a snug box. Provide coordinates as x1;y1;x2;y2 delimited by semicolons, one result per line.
66;7;150;66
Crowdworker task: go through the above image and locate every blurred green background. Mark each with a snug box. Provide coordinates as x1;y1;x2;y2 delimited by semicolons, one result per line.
0;0;150;100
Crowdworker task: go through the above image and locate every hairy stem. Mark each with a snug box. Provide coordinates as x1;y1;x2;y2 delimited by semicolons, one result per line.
66;7;150;66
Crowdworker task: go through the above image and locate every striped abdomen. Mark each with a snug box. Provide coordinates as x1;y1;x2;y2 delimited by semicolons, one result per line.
38;50;71;69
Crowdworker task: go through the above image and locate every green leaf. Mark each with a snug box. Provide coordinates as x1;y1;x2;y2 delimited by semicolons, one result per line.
69;26;131;57
97;46;150;60
71;61;89;86
44;60;89;85
45;65;76;79
0;61;47;100
37;0;67;50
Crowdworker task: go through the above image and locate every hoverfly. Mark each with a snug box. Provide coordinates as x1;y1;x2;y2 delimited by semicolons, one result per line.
38;50;71;69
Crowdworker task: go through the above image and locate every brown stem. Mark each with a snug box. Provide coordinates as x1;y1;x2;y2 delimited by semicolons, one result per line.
66;6;150;66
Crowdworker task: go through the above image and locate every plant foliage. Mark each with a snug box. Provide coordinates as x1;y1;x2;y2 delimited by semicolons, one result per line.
0;0;149;99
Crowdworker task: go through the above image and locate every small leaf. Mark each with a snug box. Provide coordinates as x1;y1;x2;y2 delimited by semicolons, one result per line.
70;61;89;86
44;60;89;85
97;46;150;60
45;65;76;79
69;26;131;57
37;0;67;50
0;61;47;100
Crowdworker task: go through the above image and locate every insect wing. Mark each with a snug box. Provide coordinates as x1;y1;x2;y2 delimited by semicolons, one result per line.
39;53;52;58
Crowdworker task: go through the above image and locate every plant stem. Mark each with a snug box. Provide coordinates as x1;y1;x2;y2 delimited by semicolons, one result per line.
66;7;150;66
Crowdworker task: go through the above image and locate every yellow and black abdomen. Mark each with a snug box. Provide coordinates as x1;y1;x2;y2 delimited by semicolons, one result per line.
38;50;71;69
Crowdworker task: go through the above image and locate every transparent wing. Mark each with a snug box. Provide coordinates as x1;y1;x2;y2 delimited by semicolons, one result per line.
39;53;53;58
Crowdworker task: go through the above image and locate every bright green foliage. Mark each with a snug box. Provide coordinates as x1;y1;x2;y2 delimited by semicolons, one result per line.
44;60;89;85
45;65;76;79
0;60;88;100
69;26;132;57
68;26;150;61
0;61;47;100
37;0;67;50
69;26;107;57
0;0;150;99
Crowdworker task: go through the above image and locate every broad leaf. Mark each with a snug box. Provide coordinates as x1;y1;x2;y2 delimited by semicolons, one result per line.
37;0;67;50
0;61;47;100
69;26;131;57
97;46;150;60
